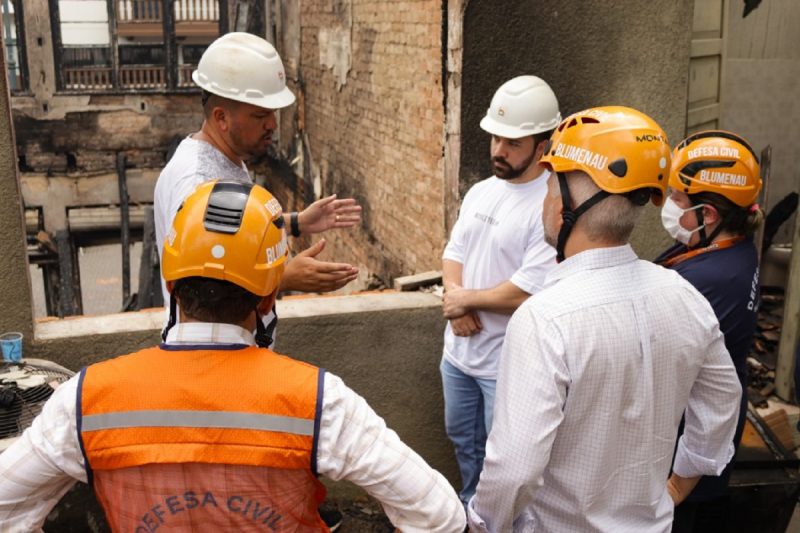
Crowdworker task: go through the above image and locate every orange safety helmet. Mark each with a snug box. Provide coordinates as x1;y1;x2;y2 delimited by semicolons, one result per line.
540;106;670;206
670;130;761;207
162;180;288;297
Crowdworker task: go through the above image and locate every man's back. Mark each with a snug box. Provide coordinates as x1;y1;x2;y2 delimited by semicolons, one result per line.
475;246;740;532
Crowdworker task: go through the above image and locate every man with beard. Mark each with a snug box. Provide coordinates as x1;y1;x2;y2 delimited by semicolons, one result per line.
468;107;741;532
154;33;361;528
155;33;362;314
439;75;560;508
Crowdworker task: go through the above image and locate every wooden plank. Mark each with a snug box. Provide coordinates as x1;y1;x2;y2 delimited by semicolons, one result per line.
393;271;442;292
687;102;720;128
753;145;772;262
691;38;723;58
775;200;800;400
760;409;795;451
68;205;147;231
688;56;721;105
692;0;723;37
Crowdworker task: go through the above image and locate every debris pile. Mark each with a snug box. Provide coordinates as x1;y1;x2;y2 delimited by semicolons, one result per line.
747;288;785;408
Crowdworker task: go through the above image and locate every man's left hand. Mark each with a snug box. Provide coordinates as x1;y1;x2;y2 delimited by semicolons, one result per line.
667;473;700;506
299;194;362;234
443;286;472;319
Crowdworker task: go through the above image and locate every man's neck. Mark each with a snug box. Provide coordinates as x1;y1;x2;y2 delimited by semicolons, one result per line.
563;232;624;259
194;121;244;167
179;310;254;331
506;163;545;185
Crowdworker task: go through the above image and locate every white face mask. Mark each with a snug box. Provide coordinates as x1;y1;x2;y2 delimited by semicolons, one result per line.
661;197;705;245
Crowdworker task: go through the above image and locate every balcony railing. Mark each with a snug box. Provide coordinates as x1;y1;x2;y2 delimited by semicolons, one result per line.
176;0;219;21
119;65;165;89
64;67;113;90
178;64;196;88
117;0;162;22
64;66;169;90
117;0;219;22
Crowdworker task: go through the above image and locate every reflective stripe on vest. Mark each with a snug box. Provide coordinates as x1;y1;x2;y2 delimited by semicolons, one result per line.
82;409;315;435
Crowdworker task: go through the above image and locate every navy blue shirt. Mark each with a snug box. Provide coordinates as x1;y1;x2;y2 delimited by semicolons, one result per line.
656;239;759;500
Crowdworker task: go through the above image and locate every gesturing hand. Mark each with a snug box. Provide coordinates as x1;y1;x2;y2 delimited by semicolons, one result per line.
279;239;359;293
298;194;362;235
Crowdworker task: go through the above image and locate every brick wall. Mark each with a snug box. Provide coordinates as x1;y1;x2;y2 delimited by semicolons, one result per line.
14;94;203;174
279;0;446;285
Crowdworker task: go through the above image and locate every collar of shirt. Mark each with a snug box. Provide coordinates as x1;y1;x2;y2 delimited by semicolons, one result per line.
165;322;256;346
543;244;638;288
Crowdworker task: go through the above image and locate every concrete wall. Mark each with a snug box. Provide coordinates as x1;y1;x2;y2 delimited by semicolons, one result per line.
722;0;800;244
459;0;694;260
273;0;447;286
28;292;455;527
0;28;35;347
32;293;458;486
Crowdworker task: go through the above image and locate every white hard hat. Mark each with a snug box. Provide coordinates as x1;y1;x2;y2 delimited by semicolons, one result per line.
192;32;296;110
480;75;561;139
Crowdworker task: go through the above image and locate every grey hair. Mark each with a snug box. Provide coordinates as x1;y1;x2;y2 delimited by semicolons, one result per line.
562;171;644;244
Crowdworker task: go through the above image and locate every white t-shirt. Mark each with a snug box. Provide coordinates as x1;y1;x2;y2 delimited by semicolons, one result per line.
442;172;556;378
154;136;251;300
153;137;278;342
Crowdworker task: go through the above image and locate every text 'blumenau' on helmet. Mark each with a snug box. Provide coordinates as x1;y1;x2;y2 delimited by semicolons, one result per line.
670;130;761;207
539;105;671;206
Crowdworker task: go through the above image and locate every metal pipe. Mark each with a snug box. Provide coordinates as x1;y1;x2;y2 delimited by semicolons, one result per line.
117;152;131;307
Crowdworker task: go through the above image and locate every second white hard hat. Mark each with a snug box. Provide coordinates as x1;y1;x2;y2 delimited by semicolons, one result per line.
192;32;296;110
480;75;561;139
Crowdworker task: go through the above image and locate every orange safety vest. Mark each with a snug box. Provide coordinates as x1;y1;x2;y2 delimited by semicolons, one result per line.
78;344;327;532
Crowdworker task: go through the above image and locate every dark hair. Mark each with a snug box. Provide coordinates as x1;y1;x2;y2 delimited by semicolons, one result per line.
201;90;239;118
690;191;764;237
533;129;555;148
174;277;261;324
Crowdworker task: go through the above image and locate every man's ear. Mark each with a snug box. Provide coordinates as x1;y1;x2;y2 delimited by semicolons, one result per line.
534;138;549;162
257;289;278;315
166;280;175;295
212;106;229;132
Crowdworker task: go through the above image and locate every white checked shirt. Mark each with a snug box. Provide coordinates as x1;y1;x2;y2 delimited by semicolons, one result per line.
469;245;741;533
0;323;465;533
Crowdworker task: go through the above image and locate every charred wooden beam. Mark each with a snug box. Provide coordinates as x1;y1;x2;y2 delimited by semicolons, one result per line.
117;152;131;306
163;0;177;90
54;230;82;317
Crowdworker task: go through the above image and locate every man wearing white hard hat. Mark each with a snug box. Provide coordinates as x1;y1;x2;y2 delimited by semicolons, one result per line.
440;75;560;507
153;36;362;528
155;33;363;330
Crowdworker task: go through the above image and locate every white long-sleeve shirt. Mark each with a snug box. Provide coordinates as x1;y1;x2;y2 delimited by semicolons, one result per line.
469;245;741;533
0;323;465;533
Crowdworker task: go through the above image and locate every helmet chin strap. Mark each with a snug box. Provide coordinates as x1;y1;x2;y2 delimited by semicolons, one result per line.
691;200;733;248
161;290;179;342
555;172;610;262
254;303;278;348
